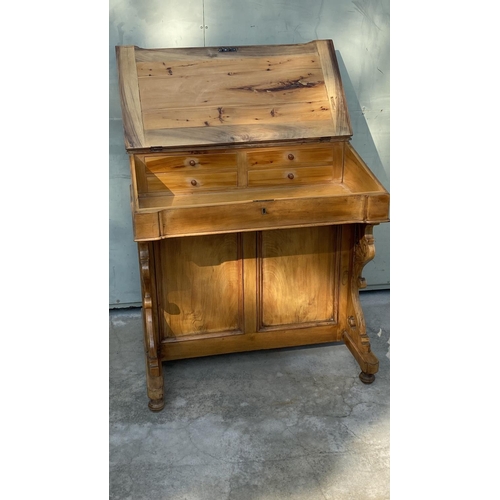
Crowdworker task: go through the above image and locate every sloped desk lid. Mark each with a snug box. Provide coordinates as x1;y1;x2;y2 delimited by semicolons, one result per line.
116;40;352;152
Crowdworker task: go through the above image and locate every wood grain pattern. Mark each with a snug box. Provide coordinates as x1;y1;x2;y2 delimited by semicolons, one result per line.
332;140;344;182
136;53;321;78
116;40;353;151
138;182;352;209
316;40;353;137
115;46;145;149
242;232;258;334
129;156;139;205
147;170;238;194
338;225;353;343
247;144;333;168
144;152;238;172
129;139;389;241
160;324;338;361
160;195;366;237
133;212;161;241
342;224;379;377
343;142;385;192
247;166;333;187
259;227;337;328
366;194;390;222
138;66;328;110
142;101;332;131
131;155;148;196
237;150;247;188
156;234;243;339
138;242;164;411
144;121;338;148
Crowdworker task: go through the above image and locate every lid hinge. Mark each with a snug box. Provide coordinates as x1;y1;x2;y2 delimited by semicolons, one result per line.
150;146;164;153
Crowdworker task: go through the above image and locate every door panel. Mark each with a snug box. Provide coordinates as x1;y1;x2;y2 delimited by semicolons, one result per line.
156;233;243;340
259;226;339;329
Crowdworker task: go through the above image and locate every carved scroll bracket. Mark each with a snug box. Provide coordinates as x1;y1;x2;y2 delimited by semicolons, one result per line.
138;242;164;411
342;224;379;382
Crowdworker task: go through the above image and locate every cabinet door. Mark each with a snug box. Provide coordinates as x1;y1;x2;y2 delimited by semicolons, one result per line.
155;226;345;360
258;226;340;330
156;233;243;341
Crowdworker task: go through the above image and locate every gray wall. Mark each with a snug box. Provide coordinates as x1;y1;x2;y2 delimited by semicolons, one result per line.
109;0;390;307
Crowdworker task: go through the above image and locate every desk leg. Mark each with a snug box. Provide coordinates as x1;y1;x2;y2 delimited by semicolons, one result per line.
342;224;379;384
138;243;164;411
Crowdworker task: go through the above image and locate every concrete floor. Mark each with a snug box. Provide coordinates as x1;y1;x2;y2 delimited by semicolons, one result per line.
110;290;390;500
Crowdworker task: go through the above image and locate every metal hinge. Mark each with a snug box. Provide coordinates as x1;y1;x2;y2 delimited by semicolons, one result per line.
150;146;164;152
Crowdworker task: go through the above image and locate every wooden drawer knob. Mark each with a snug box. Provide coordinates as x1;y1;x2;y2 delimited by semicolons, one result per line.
288;154;295;160
189;160;196;166
191;179;197;186
288;173;295;180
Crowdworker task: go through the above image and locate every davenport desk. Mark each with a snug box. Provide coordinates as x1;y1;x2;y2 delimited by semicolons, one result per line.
115;40;389;411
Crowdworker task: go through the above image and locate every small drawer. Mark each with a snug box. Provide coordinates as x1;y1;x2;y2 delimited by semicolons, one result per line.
248;166;333;187
145;152;238;172
247;145;334;169
147;170;238;193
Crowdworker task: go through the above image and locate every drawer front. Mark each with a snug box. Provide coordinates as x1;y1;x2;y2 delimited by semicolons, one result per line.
248;166;333;187
161;195;366;237
145;152;238;172
247;145;334;169
136;143;342;195
143;151;238;194
147;170;238;193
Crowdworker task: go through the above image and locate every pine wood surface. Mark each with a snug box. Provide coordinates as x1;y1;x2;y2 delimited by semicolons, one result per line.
155;226;342;360
137;183;352;209
154;224;359;363
116;40;352;150
159;195;367;237
157;234;243;340
260;227;338;327
128;140;389;240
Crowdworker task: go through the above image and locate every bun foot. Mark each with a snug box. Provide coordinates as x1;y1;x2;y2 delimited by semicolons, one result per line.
359;371;375;384
148;398;165;412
